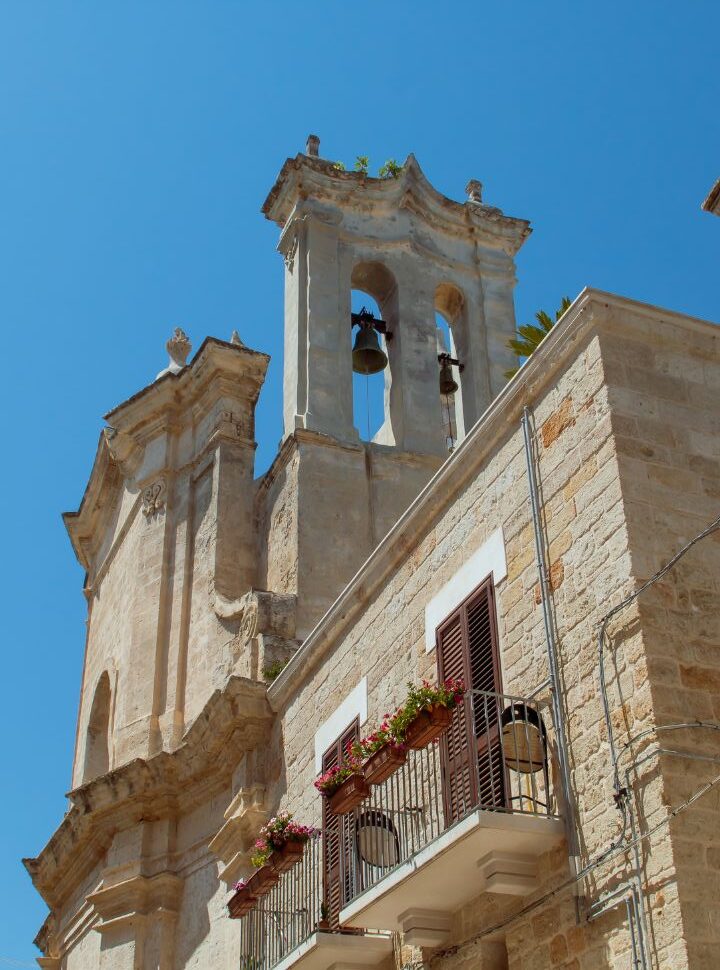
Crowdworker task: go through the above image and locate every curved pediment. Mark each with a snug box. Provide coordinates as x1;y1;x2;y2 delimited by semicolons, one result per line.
262;151;531;255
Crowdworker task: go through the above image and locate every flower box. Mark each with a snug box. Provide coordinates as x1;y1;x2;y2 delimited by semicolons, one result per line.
404;704;453;749
269;839;305;873
247;864;279;897
364;743;407;786
327;773;370;815
228;885;257;919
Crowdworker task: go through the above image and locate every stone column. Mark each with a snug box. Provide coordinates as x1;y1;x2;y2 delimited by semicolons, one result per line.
281;208;356;443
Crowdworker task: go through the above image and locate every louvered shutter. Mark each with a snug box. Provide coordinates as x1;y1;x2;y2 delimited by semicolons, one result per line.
322;720;358;927
437;576;504;823
437;609;477;821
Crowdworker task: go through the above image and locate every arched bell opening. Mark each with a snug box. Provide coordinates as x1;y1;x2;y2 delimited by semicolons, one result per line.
434;283;468;450
82;671;112;783
350;261;399;445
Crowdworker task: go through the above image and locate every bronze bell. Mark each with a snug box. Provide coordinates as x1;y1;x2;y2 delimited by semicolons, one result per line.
352;322;388;375
438;354;459;396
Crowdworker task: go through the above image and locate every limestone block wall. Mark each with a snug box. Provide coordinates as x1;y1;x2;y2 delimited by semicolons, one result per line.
265;295;718;970
604;311;720;970
257;431;441;639
68;340;268;786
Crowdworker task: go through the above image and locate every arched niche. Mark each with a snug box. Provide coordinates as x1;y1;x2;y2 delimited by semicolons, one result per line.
350;261;399;446
83;671;111;783
434;282;468;444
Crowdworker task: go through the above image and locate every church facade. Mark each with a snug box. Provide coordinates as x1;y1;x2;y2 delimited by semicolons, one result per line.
26;139;720;970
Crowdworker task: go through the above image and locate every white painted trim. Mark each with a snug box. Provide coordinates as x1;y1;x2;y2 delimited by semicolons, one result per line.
314;677;367;773
424;527;507;652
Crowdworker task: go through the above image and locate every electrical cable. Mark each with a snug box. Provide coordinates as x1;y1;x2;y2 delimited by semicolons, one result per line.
430;767;720;965
598;513;720;795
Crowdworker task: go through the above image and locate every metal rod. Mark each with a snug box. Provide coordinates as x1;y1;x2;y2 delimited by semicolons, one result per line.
521;406;578;862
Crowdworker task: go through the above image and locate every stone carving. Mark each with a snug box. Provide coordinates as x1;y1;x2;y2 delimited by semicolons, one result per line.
156;328;192;380
466;179;483;203
218;410;246;439
230;329;244;346
305;133;320;157
283;232;298;273
103;428;142;477
141;479;166;517
239;599;259;642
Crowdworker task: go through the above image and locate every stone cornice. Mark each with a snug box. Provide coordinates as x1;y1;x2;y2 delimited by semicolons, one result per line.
24;676;273;910
262;153;531;256
268;288;719;712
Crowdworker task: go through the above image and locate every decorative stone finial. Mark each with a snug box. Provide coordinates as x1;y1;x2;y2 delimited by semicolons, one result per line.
306;134;320;157
156;328;191;380
230;330;244;346
466;179;483;204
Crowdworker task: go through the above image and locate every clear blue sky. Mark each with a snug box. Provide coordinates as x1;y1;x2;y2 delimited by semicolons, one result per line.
0;1;717;962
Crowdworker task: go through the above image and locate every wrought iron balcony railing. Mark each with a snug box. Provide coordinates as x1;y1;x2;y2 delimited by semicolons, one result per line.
238;835;323;970
338;688;557;911
237;689;559;967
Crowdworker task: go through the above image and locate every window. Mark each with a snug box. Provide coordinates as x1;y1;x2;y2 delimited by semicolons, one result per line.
83;672;111;783
435;576;504;818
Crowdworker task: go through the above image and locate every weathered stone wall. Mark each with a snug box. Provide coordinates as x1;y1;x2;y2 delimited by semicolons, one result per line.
605;311;720;970
268;297;719;970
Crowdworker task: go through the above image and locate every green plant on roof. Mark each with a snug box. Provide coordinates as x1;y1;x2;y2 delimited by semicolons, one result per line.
504;297;572;379
332;160;346;171
354;155;370;175
378;159;402;179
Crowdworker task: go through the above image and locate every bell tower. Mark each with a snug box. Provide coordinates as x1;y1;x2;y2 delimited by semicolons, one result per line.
258;138;531;636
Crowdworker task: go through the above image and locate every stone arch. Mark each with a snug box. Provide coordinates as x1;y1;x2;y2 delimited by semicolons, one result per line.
83;671;111;783
350;261;399;445
435;281;468;444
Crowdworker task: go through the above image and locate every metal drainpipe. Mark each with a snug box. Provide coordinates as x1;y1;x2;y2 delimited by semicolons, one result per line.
521;407;580;873
588;883;649;970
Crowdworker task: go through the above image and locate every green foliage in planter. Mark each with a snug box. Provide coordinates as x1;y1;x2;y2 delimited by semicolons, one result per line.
388;679;465;741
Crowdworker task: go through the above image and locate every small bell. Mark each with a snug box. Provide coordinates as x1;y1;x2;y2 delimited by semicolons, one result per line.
438;354;459;396
352;321;388;375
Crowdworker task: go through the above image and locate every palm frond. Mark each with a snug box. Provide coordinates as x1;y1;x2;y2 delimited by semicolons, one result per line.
504;296;572;379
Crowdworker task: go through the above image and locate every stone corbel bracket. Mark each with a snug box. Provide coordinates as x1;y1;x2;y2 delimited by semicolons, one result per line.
208;784;268;887
215;588;297;638
216;589;300;681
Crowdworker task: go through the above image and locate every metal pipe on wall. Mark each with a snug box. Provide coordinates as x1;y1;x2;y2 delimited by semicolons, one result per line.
521;406;579;866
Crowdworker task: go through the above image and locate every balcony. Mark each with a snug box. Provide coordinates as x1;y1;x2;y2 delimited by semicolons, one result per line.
337;689;565;947
236;835;393;970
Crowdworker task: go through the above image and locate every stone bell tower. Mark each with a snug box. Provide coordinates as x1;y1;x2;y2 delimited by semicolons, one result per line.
257;137;530;638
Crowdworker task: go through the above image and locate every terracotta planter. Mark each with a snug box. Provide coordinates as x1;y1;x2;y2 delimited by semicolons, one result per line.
404;704;454;749
247;864;279;897
327;773;370;815
269;839;306;873
228;886;257;919
364;744;407;786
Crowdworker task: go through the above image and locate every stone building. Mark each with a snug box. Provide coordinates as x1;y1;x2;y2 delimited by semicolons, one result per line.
26;138;720;970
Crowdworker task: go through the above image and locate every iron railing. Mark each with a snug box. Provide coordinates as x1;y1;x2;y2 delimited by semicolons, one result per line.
343;688;556;907
237;689;556;967
239;834;323;970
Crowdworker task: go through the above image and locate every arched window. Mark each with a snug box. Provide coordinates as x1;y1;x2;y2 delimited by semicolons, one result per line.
83;672;111;782
350;262;399;444
434;283;467;448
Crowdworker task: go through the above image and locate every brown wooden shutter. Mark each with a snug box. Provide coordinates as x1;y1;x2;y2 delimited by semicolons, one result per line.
322;720;359;927
437;576;504;822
